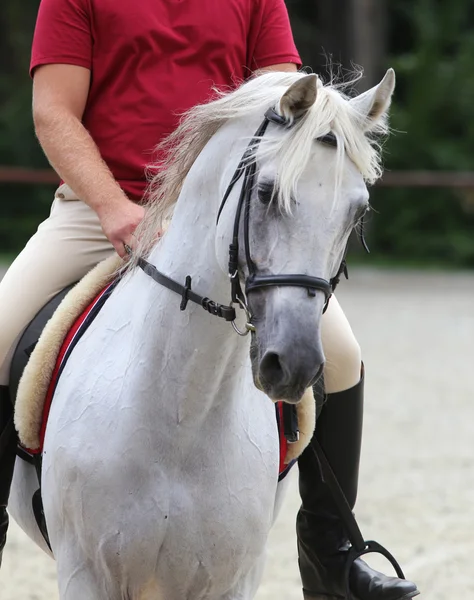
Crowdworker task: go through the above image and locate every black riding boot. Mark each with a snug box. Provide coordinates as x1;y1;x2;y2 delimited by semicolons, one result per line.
0;385;16;567
297;372;419;600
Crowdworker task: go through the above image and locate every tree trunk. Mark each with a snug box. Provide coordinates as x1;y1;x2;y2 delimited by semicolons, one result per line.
349;0;388;89
287;0;388;89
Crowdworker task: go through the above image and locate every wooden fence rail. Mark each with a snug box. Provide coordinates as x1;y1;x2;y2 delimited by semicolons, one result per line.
0;166;58;185
379;171;474;189
2;166;474;189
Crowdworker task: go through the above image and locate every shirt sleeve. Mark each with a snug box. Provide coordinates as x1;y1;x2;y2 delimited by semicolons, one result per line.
30;0;92;76
249;0;301;71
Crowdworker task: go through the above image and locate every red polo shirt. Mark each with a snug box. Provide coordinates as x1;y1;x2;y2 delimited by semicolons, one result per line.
31;0;301;200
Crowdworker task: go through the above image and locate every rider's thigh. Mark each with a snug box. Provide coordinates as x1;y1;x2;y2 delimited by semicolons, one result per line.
321;295;361;394
0;188;115;384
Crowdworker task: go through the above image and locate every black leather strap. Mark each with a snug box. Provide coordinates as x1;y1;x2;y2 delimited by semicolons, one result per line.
138;258;236;322
264;107;291;127
311;439;366;552
0;417;14;460
283;403;299;443
246;274;332;300
217;116;270;227
312;439;407;600
329;258;349;292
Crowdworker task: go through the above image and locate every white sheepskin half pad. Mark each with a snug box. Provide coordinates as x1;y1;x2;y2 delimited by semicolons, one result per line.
14;254;122;450
284;386;316;464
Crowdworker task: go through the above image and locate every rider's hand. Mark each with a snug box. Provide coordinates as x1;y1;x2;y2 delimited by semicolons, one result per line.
97;199;145;259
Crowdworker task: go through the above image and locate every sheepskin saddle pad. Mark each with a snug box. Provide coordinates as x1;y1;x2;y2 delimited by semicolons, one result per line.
12;255;122;453
12;254;316;475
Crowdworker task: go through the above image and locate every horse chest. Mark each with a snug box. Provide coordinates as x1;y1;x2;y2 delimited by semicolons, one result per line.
44;367;279;596
155;461;278;596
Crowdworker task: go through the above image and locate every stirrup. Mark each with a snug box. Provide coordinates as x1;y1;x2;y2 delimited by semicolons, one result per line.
343;540;406;600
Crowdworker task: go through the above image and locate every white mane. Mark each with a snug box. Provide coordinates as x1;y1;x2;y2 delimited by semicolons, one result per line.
134;71;388;260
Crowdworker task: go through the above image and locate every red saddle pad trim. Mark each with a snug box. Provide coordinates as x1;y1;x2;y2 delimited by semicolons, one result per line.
26;284;114;455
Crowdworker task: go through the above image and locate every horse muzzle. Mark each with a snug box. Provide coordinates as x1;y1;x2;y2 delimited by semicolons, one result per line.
255;343;324;404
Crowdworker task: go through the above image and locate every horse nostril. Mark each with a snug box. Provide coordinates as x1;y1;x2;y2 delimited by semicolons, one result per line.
259;351;285;385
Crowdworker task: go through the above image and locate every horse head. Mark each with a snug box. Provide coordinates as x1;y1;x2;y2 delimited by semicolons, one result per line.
215;71;395;403
140;69;395;404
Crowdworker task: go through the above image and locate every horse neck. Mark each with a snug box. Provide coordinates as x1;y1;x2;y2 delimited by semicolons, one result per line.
149;125;235;312
136;122;256;412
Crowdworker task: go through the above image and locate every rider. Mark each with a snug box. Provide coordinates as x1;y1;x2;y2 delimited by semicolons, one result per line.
0;1;418;598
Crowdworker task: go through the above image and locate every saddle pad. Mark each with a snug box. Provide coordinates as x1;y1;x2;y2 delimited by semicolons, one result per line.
29;282;118;455
15;255;123;451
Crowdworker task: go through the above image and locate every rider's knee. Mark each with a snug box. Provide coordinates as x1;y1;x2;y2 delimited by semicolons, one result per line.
0;338;20;386
323;332;362;394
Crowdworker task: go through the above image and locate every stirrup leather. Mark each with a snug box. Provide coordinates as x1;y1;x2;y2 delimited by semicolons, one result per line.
311;440;407;600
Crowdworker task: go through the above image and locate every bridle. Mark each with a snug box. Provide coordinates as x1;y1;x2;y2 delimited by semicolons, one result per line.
138;106;357;335
215;107;349;334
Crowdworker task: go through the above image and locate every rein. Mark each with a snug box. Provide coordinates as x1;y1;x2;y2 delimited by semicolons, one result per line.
137;257;238;322
137;106;352;336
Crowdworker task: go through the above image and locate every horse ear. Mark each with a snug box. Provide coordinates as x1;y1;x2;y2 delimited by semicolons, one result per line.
278;74;318;122
350;68;396;130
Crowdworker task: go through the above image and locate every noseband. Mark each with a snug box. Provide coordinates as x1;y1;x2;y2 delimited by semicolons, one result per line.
138;107;350;335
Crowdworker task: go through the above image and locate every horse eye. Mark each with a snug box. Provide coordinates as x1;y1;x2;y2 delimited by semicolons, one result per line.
258;185;275;206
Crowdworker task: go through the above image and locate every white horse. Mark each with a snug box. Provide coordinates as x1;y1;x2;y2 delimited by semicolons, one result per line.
10;70;395;599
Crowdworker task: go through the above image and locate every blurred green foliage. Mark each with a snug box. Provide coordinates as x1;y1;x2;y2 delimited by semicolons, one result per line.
0;0;473;265
0;1;55;257
368;0;474;266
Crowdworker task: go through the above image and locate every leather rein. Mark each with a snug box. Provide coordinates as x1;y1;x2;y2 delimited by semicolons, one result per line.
138;107;354;335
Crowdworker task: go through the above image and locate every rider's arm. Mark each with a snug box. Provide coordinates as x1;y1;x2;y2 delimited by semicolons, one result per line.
256;63;298;74
32;64;143;258
30;0;143;258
